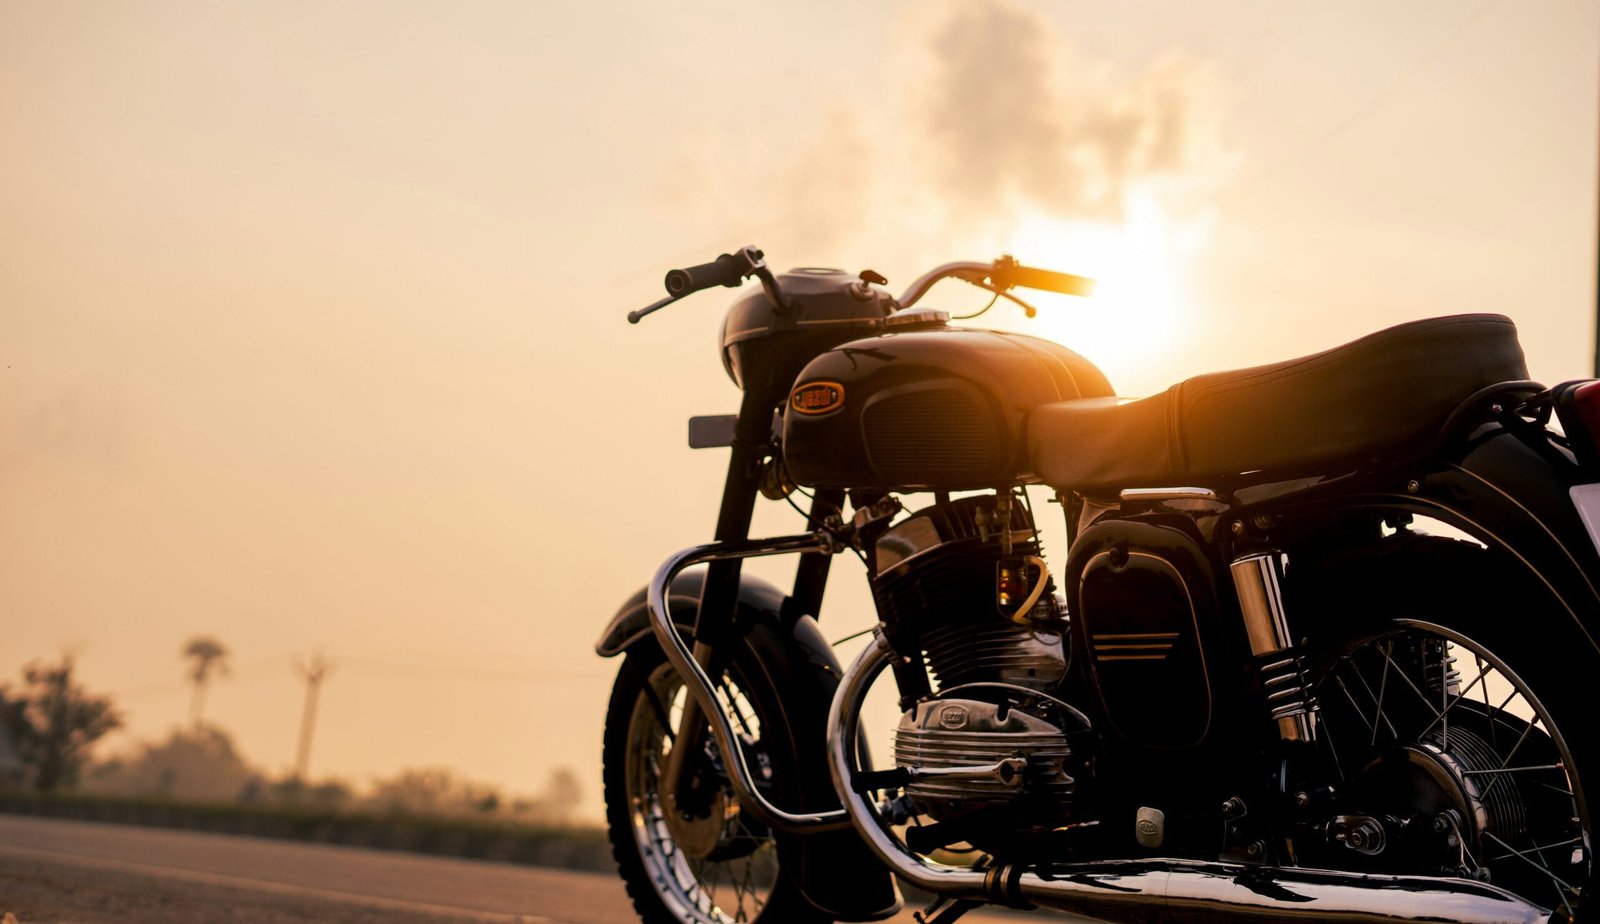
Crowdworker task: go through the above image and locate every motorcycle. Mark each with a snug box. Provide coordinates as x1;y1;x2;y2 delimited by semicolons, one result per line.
595;245;1596;924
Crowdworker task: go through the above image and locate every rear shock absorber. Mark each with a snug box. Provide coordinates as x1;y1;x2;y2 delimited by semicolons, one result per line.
1229;553;1317;742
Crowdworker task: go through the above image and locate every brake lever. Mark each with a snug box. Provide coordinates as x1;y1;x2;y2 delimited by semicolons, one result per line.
1001;288;1039;319
628;294;680;324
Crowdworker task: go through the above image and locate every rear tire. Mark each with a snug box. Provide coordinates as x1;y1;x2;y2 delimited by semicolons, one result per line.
602;636;833;924
1294;536;1594;921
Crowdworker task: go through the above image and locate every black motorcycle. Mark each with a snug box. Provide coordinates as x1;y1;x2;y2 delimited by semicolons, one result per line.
595;246;1596;924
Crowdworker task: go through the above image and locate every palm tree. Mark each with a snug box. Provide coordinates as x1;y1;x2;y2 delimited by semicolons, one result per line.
181;636;230;728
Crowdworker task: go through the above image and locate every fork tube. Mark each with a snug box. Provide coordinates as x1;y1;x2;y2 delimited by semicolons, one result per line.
665;385;779;808
788;488;845;624
696;384;781;646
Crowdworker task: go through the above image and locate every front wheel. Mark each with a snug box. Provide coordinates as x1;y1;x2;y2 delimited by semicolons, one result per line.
602;638;832;924
1297;539;1593;921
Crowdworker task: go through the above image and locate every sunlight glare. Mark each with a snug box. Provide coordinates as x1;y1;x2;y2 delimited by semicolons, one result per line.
998;190;1207;396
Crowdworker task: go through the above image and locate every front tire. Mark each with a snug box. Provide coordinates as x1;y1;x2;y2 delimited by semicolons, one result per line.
602;637;833;924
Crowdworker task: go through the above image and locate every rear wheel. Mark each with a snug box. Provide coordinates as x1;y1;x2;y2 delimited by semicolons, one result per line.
1299;540;1593;921
602;641;831;924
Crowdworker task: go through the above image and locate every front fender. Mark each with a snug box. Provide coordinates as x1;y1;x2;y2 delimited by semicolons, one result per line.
594;568;790;658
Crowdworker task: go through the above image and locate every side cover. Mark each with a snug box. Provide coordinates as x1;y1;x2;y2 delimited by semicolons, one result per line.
1066;518;1221;749
595;571;901;921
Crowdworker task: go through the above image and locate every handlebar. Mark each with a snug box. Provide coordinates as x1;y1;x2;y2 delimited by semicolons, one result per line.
629;248;1093;324
992;261;1095;298
665;248;762;297
897;255;1095;309
629;245;773;324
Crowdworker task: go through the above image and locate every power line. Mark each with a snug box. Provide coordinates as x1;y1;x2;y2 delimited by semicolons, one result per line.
336;655;607;680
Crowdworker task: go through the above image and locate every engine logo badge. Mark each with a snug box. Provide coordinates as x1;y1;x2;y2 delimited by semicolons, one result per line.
790;381;844;416
937;704;969;729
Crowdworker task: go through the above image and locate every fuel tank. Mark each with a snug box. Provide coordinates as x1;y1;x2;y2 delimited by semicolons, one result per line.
781;328;1113;490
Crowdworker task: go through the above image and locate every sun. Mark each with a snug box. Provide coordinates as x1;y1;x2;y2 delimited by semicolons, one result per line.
987;191;1208;397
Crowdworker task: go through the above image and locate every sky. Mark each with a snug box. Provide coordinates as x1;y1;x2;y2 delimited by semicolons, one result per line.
2;1;1597;820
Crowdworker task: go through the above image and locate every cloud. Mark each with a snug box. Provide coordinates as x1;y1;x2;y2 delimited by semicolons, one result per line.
654;0;1223;260
914;0;1212;219
774;110;874;253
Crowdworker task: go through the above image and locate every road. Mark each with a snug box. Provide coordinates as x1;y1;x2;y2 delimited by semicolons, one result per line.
0;814;1035;923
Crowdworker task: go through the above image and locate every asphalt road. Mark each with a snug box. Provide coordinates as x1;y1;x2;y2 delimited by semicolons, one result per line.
0;814;1035;923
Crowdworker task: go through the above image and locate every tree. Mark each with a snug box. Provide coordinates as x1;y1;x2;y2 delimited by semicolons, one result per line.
85;725;256;802
507;767;583;826
180;636;230;728
0;659;122;790
538;767;582;825
366;766;502;817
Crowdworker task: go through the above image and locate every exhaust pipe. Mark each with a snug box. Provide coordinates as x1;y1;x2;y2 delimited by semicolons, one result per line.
825;636;1549;924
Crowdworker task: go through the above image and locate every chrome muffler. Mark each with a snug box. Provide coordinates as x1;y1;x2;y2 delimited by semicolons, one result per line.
825;635;1550;924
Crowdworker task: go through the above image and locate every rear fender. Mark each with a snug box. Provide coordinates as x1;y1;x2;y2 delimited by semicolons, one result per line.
596;570;900;921
1283;424;1600;655
1411;427;1600;652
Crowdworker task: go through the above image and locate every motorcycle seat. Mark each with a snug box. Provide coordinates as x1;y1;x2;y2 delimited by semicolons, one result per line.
1026;313;1529;491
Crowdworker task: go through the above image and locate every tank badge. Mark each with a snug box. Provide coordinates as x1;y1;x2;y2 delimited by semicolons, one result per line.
790;381;845;416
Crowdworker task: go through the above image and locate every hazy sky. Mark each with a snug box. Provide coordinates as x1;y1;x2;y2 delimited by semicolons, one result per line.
3;1;1597;819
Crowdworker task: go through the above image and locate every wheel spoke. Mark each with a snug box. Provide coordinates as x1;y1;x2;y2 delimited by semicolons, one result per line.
1317;699;1348;782
1460;763;1565;776
1483;831;1576;915
1371;642;1394;746
1346;658;1399;743
1476;654;1500;753
1333;676;1376;736
620;664;779;924
1312;621;1588;919
1486;836;1583;864
1415;651;1490;743
1477;720;1538;803
1376;642;1443;722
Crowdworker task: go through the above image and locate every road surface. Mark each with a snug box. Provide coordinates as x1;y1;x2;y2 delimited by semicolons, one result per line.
0;814;1038;923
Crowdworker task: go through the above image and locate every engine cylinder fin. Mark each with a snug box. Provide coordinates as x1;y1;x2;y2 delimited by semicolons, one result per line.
922;622;1066;690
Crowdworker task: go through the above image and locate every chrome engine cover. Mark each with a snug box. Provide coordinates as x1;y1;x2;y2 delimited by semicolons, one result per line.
892;688;1091;828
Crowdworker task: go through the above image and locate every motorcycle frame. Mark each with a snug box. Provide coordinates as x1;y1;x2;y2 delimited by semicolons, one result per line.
630;378;1600;839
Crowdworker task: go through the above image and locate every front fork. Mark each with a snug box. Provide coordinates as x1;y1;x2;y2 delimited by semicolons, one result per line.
656;378;855;832
647;532;854;832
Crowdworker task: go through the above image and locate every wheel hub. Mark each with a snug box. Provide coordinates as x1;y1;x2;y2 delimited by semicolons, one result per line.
662;735;767;862
664;783;737;860
1341;725;1524;873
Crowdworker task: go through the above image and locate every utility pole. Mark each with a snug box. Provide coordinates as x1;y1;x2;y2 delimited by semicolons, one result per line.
292;652;332;782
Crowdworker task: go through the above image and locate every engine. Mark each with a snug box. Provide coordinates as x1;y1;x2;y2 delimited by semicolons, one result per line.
872;495;1096;832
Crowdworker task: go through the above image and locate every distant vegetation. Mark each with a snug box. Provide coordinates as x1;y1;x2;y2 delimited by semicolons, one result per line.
0;658;122;790
0;655;584;829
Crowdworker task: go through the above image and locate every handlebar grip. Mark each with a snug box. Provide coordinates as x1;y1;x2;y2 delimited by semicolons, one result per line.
664;252;752;297
1007;264;1096;297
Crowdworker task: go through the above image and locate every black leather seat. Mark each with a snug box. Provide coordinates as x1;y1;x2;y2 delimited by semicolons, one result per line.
1026;314;1529;491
